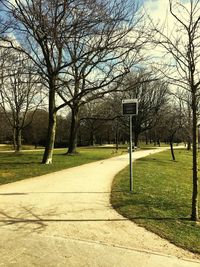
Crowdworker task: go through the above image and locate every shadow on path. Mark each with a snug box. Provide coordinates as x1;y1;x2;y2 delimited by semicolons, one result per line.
0;190;126;196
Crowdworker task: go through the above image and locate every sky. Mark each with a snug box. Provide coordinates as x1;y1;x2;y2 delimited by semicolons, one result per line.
142;0;192;26
143;0;169;19
140;0;200;88
139;0;193;61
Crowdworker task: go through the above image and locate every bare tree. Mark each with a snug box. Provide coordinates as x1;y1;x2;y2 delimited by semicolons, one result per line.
54;1;147;154
175;90;192;150
79;99;122;147
1;0;147;161
162;100;183;161
1;0;84;162
0;107;12;143
78;71;168;149
0;50;43;151
152;0;200;221
121;71;169;146
23;109;48;148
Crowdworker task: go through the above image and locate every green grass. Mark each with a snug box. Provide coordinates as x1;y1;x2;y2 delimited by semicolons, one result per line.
111;149;200;254
138;141;179;149
0;144;44;151
0;147;126;185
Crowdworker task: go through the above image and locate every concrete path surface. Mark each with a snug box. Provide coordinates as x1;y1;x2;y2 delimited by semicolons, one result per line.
0;148;200;267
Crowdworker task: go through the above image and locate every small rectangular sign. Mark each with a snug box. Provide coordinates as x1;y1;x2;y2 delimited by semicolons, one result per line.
122;99;138;116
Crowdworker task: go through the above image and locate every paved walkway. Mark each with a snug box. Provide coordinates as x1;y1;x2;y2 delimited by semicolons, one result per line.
0;148;200;267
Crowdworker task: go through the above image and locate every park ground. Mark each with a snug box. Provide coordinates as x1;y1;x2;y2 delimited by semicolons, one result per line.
0;145;199;266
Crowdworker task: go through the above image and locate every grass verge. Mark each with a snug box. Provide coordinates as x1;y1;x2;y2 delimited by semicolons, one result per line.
111;149;200;254
0;147;126;185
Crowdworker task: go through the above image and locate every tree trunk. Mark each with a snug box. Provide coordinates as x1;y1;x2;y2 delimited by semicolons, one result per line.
145;131;149;145
42;82;57;164
115;131;119;150
15;127;22;152
78;132;82;147
67;105;79;154
187;139;191;150
13;129;16;150
157;139;161;147
134;132;139;147
115;120;119;150
191;93;199;221
89;123;95;146
170;140;175;161
42;111;57;164
99;136;103;145
154;130;157;146
187;102;192;151
107;130;111;144
90;131;95;146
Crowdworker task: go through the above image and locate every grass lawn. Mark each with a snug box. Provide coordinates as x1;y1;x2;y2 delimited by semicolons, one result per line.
0;146;126;185
111;149;200;254
138;142;179;149
0;144;43;151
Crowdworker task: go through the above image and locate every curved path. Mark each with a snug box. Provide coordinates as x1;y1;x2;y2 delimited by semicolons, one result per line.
0;148;200;266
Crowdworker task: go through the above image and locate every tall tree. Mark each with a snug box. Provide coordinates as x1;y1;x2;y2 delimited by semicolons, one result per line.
152;0;200;221
122;71;169;146
56;0;147;154
0;108;12;143
1;0;87;162
1;0;147;161
160;99;183;161
0;50;43;151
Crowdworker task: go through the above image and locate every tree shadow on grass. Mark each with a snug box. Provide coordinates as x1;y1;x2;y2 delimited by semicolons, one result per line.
128;216;191;222
138;157;171;166
0;162;41;166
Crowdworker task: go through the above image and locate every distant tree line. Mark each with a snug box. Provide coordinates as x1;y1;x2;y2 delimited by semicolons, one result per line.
0;72;192;154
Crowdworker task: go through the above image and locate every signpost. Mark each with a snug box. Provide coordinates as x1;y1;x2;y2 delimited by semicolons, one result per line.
122;99;138;192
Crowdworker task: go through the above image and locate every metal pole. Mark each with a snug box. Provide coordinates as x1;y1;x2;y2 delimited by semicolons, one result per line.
129;115;133;192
